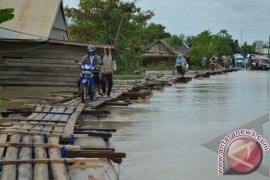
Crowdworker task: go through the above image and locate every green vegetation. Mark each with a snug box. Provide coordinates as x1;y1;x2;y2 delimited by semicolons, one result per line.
0;8;14;24
0;97;9;104
65;0;255;72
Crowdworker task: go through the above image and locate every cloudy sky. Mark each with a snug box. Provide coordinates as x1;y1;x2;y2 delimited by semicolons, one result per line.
64;0;270;45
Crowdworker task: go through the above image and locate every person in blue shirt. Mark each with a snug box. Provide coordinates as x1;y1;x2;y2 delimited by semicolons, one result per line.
175;54;186;76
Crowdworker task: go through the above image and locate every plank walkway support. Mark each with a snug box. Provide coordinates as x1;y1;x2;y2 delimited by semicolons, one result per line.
1;134;21;180
48;136;69;180
34;136;49;180
18;135;33;180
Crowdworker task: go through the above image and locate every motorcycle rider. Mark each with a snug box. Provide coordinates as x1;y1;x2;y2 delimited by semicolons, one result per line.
77;45;102;99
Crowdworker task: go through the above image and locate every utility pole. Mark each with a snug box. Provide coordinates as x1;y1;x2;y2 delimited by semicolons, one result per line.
240;27;243;47
114;15;124;47
268;35;270;59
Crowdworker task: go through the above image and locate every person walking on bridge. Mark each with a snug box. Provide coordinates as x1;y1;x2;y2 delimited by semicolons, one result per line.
175;54;186;76
101;45;117;97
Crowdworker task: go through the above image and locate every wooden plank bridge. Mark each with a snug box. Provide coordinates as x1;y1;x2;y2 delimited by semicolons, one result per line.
0;68;239;179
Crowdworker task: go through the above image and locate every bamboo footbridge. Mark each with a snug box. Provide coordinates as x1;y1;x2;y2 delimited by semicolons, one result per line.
0;68;239;179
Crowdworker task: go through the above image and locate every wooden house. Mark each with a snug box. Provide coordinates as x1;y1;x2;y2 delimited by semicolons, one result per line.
178;42;190;56
0;0;108;86
141;39;179;69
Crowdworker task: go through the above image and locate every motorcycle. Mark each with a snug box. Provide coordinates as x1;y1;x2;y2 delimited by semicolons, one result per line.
79;63;96;103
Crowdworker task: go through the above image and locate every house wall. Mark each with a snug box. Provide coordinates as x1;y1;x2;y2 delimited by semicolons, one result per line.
149;42;170;55
0;42;104;86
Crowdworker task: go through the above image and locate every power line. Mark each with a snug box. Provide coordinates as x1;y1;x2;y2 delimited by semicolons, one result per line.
152;17;270;23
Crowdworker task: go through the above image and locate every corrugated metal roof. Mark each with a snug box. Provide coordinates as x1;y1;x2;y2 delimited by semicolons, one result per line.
0;0;66;40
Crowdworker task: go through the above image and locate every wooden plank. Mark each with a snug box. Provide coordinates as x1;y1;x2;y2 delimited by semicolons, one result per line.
0;118;72;124
32;113;47;132
6;58;76;65
1;134;21;180
0;66;79;73
65;150;126;159
0;71;78;77
33;136;49;180
19;122;65;127
0;80;76;86
6;62;77;68
62;99;78;105
18;135;33;180
48;137;69;180
0;75;77;82
68;99;81;106
51;107;67;134
63;104;85;137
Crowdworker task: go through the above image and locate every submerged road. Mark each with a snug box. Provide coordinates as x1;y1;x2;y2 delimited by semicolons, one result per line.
84;70;270;180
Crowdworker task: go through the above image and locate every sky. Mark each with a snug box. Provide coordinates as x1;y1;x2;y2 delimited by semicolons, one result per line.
64;0;270;45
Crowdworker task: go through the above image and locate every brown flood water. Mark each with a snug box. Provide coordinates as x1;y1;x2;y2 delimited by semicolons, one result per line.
1;70;270;180
81;70;270;180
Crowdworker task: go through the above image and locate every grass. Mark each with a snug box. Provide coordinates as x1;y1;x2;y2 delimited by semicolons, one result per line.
0;97;9;104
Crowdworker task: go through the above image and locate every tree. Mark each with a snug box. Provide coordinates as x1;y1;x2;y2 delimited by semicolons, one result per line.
241;42;255;56
187;30;213;66
0;8;14;24
165;34;185;50
187;29;240;67
65;0;171;73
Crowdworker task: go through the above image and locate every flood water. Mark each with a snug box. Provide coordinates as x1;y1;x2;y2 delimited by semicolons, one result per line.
82;70;270;180
1;70;270;179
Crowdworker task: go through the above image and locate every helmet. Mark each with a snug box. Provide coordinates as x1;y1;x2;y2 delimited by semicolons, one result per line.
87;45;96;52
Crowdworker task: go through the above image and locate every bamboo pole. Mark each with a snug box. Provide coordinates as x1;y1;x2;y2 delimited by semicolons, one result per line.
1;134;21;180
0;130;89;137
18;135;33;180
0;143;81;150
33;135;48;180
0;158;99;165
48;136;69;180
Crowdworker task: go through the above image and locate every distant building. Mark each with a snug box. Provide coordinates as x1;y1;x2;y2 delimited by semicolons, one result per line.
261;48;270;57
178;42;190;56
141;39;179;69
254;41;264;54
